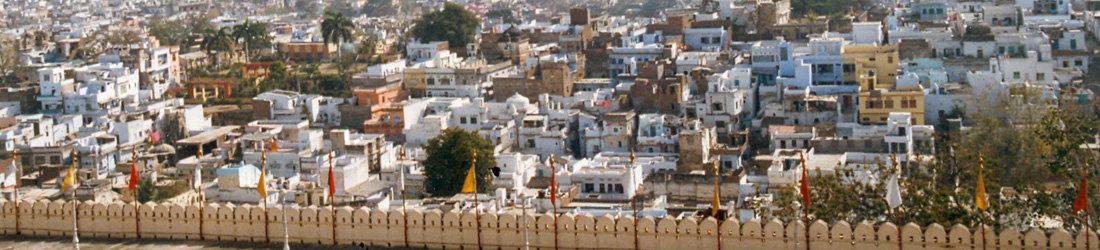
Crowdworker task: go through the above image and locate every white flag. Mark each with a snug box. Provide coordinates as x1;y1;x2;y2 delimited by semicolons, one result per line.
2;160;17;188
885;171;902;209
193;167;202;190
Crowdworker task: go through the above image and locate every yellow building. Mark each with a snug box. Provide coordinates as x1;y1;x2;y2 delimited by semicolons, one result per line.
845;44;926;125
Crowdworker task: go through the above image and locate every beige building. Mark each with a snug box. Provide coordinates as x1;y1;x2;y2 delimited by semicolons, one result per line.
845;44;926;125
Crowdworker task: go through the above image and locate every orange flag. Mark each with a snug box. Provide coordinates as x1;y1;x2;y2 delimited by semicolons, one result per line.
549;155;557;207
328;151;336;197
129;150;139;191
1075;175;1089;214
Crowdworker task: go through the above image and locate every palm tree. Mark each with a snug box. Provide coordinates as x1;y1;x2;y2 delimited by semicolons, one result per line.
321;10;354;60
233;20;270;60
201;27;234;68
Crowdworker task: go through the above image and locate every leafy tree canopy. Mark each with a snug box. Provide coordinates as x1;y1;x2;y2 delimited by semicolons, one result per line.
410;3;479;49
422;128;496;197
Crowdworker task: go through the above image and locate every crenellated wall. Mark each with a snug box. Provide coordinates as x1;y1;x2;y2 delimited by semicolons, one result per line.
0;199;1097;250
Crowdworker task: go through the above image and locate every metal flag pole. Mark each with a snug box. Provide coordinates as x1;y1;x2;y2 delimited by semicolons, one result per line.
893;155;903;250
980;211;987;250
132;149;141;239
282;178;290;250
400;146;409;248
330;150;337;246
12;148;20;235
794;202;801;250
197;146;205;241
263;140;270;243
550;155;559;250
715;165;721;250
804;200;810;250
630;150;639;250
522;195;530;250
72;182;79;250
895;207;903;250
473;151;483;250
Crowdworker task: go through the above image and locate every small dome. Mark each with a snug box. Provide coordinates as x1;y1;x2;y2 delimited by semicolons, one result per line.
498;26;526;43
506;92;530;104
148;144;177;154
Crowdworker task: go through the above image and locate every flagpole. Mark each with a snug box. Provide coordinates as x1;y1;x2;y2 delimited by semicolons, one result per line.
282;178;290;250
977;153;987;250
522;195;530;250
804;203;810;250
400;147;409;248
714;163;721;250
895;207;902;250
473;151;483;250
71;181;79;250
980;211;986;250
631;151;639;250
13;148;20;235
799;151;810;250
550;155;559;250
263;140;270;243
330;150;337;246
197;147;205;241
892;155;903;250
132;149;140;239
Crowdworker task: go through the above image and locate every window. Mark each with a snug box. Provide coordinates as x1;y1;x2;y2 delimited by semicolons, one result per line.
470;117;478;124
584;183;595;192
700;37;709;44
460;117;467;124
1013;72;1021;79
866;101;875;108
1036;73;1045;81
780;140;787;148
527;139;536;147
712;103;723;111
1076;59;1084;66
1071;39;1078;50
885;100;894;109
716;121;726;128
908;99;916;108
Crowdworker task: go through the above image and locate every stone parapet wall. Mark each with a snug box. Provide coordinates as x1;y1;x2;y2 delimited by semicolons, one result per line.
0;199;1097;250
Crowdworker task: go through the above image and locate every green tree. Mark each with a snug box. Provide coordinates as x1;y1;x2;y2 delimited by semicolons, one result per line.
486;9;519;24
0;34;23;86
356;34;378;63
409;3;479;49
148;19;189;47
422;128;496;196
763;91;1100;231
322;10;355;60
232;20;271;60
136;179;159;203
201;27;235;68
310;74;349;97
260;61;289;91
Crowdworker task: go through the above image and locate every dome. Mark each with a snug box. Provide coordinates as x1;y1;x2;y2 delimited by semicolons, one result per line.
148;144;177;155
497;26;526;43
506;92;530;104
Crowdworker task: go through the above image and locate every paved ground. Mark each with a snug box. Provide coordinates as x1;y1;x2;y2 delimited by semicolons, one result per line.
0;235;421;250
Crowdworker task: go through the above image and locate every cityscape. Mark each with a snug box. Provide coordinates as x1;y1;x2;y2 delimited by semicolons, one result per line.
0;0;1100;249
